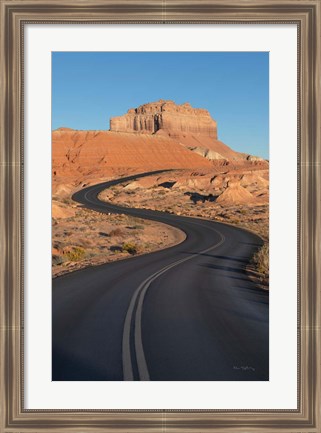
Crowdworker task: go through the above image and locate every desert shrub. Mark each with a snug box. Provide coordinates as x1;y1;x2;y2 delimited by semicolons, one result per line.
252;243;269;276
65;216;76;223
52;254;65;266
109;228;124;237
52;240;65;250
61;197;72;205
77;237;95;248
122;242;137;255
64;246;86;262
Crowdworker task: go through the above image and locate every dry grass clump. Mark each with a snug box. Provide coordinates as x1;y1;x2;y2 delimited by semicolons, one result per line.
122;242;138;255
63;246;86;262
52;254;65;266
251;243;269;277
109;228;124;237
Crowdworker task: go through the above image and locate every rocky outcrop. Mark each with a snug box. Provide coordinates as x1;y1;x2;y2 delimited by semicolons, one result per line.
246;155;265;162
110;99;218;138
188;146;226;161
216;181;255;205
109;100;253;161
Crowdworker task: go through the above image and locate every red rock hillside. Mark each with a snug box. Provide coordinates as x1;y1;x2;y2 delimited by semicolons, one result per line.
52;100;268;198
52;129;213;196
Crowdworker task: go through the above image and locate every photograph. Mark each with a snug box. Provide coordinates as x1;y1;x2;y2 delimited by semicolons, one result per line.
51;51;270;381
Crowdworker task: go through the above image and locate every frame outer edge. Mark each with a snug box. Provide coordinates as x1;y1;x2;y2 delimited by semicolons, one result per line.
1;3;23;431
313;1;320;430
0;2;11;433
0;1;320;432
0;2;6;433
301;1;321;431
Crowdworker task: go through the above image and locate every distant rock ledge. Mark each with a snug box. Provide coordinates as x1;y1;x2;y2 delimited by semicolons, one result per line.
109;99;218;138
54;127;75;132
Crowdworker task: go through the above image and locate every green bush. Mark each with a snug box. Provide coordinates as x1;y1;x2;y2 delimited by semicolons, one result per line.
122;242;137;255
64;246;86;262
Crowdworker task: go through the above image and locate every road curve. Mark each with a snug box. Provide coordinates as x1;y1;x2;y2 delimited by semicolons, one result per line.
52;170;269;381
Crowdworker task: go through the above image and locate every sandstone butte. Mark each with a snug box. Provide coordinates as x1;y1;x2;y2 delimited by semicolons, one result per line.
52;99;268;198
110;99;251;161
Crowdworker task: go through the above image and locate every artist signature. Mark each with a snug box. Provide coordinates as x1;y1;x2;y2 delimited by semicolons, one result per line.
233;365;256;372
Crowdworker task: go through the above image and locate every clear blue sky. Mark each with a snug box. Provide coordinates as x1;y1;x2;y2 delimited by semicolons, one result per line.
52;52;269;159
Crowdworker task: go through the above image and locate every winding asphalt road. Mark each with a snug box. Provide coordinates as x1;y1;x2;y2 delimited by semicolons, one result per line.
52;170;269;381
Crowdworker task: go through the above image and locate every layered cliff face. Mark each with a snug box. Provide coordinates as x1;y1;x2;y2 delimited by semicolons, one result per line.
110;100;218;138
109;99;254;161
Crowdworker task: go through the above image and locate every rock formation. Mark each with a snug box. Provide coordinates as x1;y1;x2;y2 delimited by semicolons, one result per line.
109;100;255;161
110;99;218;138
215;180;255;205
188;146;225;160
246;155;265;162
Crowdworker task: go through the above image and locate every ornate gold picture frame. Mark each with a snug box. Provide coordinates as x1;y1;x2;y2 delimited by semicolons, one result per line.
0;0;320;431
